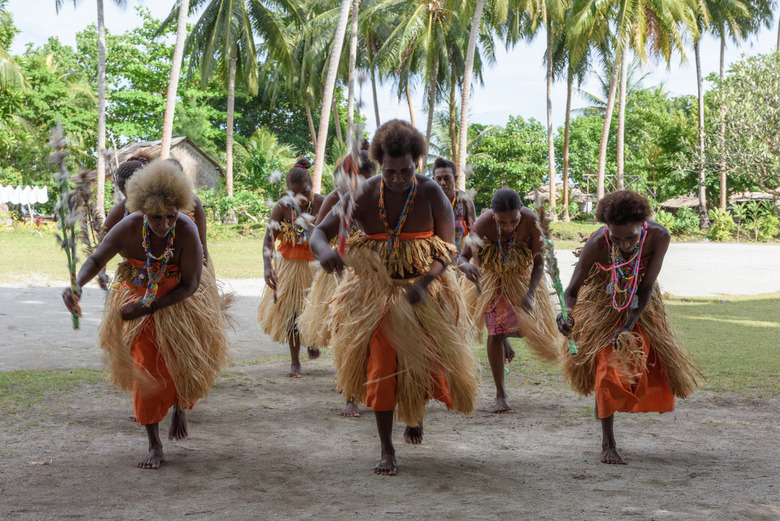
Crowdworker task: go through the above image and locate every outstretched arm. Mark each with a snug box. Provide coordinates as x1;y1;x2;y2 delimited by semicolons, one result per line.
523;213;545;310
262;203;286;290
559;231;603;336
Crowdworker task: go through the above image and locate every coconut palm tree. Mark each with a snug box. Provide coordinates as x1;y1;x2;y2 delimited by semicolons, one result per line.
569;0;695;201
159;0;190;160
164;0;299;202
311;0;352;194
55;0;128;221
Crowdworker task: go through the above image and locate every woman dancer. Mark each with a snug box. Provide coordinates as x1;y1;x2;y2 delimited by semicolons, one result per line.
558;190;699;464
458;188;559;413
258;158;325;377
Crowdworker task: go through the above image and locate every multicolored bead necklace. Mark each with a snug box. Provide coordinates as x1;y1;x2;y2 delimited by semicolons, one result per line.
603;222;648;311
496;219;520;264
136;216;175;306
291;196;313;243
378;175;418;257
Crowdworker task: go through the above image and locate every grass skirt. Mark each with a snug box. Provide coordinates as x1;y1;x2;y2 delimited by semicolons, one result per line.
330;246;479;426
97;261;231;406
257;256;316;345
460;241;561;361
561;267;699;398
297;267;340;349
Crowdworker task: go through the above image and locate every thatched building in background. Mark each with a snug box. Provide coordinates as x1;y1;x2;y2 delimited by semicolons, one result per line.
107;137;224;191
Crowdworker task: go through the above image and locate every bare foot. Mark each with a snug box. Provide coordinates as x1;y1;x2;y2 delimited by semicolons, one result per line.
307;347;321;360
504;340;515;364
137;448;165;469
127;414;137;422
168;406;188;441
601;446;626;465
374;453;397;476
286;363;302;378
492;396;514;414
403;423;423;444
341;400;360;417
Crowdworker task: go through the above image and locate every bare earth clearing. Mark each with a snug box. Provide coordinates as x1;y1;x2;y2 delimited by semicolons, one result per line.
1;244;779;520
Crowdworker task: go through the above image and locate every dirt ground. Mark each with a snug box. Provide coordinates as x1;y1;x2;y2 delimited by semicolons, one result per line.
1;244;779;520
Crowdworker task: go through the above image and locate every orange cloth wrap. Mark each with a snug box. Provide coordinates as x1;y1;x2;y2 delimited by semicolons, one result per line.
278;240;315;260
594;325;675;418
366;314;452;412
124;258;182;426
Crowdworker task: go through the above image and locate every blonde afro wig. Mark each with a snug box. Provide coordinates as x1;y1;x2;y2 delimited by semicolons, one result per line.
125;159;195;215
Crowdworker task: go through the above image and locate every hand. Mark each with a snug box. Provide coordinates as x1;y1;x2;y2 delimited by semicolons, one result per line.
264;269;278;291
121;301;151;321
612;325;633;345
557;313;574;336
62;286;83;316
520;291;534;312
406;281;428;305
97;272;109;291
460;263;481;283
318;249;344;276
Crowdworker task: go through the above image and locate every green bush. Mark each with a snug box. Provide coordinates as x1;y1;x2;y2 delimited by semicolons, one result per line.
673;206;701;234
198;187;268;225
707;208;736;241
655;210;676;231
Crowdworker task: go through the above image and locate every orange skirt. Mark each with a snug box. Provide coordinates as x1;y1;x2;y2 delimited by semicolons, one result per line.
366;314;451;413
595;326;675;418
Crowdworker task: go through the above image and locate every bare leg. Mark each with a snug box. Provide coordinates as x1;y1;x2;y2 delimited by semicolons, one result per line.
373;410;396;475
341;397;360;417
167;405;188;441
307;346;321;360
137;423;165;469
597;399;625;464
487;334;512;413
503;337;515;364
403;420;423;444
286;331;302;378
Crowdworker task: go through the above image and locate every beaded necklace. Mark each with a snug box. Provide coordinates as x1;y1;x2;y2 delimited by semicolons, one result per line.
291;196;313;243
496;218;520;264
135;216;176;306
603;222;648;311
378;175;418;257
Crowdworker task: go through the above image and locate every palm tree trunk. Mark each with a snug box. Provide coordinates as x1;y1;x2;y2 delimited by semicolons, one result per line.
562;72;573;222
545;17;556;220
226;45;237;202
719;35;727;210
423;56;440;173
346;0;359;137
332;98;344;144
406;83;416;127
694;40;709;227
777;12;780;53
312;0;352;194
596;48;622;201
96;0;107;221
616;48;629;190
305;99;317;151
370;35;381;127
457;0;485;192
160;0;190;160
449;77;458;162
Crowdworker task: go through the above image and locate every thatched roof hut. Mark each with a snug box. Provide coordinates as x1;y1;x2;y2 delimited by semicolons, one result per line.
107;137;224;190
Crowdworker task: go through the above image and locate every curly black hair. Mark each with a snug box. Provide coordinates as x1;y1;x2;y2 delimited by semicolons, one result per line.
115;156;149;193
491;188;523;213
432;157;456;177
370;119;426;165
286;157;312;187
595;190;652;225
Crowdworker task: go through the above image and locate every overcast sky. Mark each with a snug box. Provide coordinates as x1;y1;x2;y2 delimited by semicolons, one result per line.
9;0;780;137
